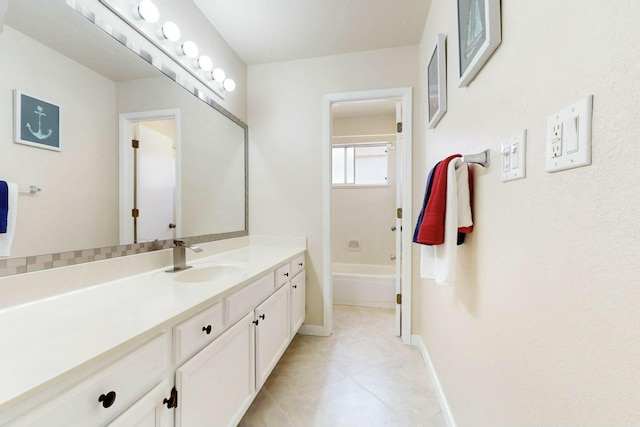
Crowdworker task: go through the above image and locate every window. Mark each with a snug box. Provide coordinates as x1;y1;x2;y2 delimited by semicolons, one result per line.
332;143;389;186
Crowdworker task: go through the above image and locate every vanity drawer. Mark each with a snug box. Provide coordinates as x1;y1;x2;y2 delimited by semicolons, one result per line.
174;302;224;364
290;254;305;277
274;263;291;288
12;334;168;427
225;274;274;325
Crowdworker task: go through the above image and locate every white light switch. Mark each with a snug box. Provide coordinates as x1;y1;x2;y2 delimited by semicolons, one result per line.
546;95;593;172
564;116;579;153
501;130;527;182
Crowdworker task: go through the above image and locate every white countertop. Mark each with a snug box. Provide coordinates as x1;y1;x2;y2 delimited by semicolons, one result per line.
0;243;305;412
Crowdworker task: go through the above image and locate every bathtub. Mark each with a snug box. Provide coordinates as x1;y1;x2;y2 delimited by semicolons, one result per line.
332;263;396;309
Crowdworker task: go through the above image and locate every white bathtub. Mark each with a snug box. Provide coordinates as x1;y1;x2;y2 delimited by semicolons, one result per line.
332;263;396;309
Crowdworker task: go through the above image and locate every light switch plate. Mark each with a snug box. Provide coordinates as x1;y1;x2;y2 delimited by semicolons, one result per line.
501;129;527;182
545;95;593;172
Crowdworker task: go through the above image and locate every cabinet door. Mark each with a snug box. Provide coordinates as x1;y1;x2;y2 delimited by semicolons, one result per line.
255;284;290;390
107;379;174;427
175;312;255;427
290;270;306;337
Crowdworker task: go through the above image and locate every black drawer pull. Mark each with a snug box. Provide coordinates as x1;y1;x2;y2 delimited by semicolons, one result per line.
259;314;266;320
292;285;298;289
98;391;116;408
253;319;259;325
284;272;289;277
202;325;212;334
298;262;303;266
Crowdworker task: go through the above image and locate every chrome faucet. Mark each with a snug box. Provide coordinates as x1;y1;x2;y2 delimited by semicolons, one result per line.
166;240;203;272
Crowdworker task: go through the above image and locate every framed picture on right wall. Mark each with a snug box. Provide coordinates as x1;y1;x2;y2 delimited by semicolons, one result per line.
457;0;501;87
427;34;447;129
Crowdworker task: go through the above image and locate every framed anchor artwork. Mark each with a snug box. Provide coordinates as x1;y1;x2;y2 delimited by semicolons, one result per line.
14;90;62;151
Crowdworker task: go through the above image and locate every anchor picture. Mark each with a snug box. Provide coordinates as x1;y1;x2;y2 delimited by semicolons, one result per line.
14;90;62;151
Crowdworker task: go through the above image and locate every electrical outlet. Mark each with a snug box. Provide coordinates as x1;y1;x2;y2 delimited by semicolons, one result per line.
551;123;563;158
546;95;593;173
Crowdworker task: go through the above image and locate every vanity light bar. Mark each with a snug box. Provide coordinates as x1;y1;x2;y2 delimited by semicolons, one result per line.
101;0;235;95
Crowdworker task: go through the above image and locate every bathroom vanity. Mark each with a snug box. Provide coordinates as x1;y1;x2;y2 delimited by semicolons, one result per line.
0;241;306;427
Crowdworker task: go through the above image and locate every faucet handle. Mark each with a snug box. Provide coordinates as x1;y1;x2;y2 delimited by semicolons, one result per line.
174;240;203;253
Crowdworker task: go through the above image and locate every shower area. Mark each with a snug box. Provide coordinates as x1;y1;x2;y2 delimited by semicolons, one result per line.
331;99;398;310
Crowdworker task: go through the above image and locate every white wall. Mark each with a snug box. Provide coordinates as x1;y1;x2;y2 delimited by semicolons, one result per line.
332;114;396;266
414;1;640;425
248;46;419;326
0;26;117;257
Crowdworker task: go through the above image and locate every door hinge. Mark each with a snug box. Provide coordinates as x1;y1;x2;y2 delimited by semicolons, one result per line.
163;387;178;409
396;208;402;219
396;294;402;305
131;208;139;218
131;139;139;149
396;122;403;133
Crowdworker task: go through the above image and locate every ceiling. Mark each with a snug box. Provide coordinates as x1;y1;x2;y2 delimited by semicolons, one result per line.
193;0;431;65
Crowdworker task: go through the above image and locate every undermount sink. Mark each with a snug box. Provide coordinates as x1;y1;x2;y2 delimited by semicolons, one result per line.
172;264;246;284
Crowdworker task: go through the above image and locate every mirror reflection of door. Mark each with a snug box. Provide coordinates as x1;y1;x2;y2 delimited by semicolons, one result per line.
135;119;176;242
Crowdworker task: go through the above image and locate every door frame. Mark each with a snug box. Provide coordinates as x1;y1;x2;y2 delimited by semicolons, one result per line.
118;109;182;245
322;87;413;344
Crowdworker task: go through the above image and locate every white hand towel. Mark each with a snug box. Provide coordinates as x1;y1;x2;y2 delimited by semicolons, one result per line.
0;183;18;257
456;163;473;228
420;158;465;285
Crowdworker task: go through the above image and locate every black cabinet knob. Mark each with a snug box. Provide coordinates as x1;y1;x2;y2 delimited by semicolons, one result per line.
259;314;266;320
292;285;298;289
163;387;178;409
253;319;259;325
98;391;116;408
284;272;289;277
202;325;212;334
298;262;303;267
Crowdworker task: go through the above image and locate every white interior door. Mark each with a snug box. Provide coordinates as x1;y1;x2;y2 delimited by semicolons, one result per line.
137;122;176;242
394;101;403;337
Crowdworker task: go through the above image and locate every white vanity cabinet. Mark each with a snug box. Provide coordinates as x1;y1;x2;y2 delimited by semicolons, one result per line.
254;284;291;390
174;312;255;427
2;249;307;427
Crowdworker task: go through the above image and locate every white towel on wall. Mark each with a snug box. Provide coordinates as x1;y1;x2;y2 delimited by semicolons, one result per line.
420;158;472;285
0;183;18;257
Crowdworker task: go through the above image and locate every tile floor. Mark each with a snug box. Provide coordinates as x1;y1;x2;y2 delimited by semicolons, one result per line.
239;305;447;427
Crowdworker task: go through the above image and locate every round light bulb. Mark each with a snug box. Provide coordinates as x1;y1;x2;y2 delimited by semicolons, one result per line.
223;78;236;92
197;55;213;72
180;41;198;58
137;0;159;23
211;68;226;82
159;21;180;41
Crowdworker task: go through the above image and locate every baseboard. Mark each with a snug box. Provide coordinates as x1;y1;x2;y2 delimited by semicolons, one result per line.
298;324;327;336
411;335;457;427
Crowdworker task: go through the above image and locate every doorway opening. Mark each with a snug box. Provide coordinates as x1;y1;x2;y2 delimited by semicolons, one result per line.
322;88;413;344
119;109;181;245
